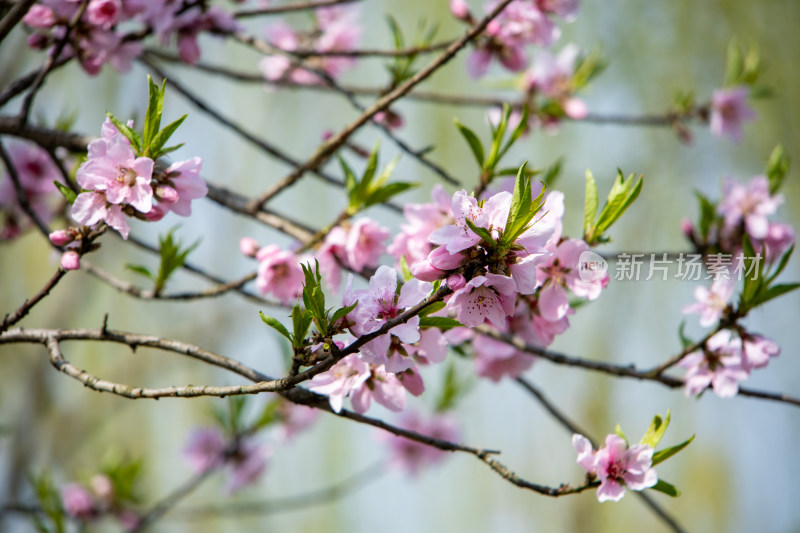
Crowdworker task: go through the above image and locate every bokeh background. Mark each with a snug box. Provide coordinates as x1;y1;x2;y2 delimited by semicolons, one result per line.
1;0;799;531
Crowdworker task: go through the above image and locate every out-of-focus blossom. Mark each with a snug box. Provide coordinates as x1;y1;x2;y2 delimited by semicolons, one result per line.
710;86;756;143
682;277;736;327
382;412;460;476
718;176;782;241
61;483;95;520
254;244;305;304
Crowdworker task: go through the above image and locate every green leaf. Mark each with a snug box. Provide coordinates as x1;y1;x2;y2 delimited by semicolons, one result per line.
155;143;185;157
588;171;644;244
640;410;671;448
418;316;463;330
542;157;563;187
291;305;312;348
649;479;681;497
767;245;794;285
695;191;717;242
614;423;628;444
766;144;789;195
435;362;471;412
485;104;510;169
149;114;187;157
53;181;77;204
330;301;358;325
126;264;154;280
497;104;529;161
454;119;485;167
419;301;446;317
652;435;695;466
339;154;359;207
106;112;142;154
252;399;282;430
143;75;165;148
260;311;293;343
465;217;495;247
501;163;538;247
750;282;800;308
154;229;199;294
361;144;380;192
365;181;418;207
677;321;692;350
400;255;413;282
724;38;744;87
584;170;598;236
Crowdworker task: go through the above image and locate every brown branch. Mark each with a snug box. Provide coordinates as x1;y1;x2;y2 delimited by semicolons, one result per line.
0;267;67;333
234;0;360;17
130;467;218;532
0;0;37;45
245;0;517;210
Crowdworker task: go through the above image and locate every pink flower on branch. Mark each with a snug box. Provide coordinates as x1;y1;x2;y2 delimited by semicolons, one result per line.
682;277;736;328
254;244;305;304
678;329;749;398
710;86;756;143
572;434;657;502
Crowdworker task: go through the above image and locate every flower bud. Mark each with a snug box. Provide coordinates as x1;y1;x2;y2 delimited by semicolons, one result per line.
60;251;81;271
450;0;471;20
446;273;467;291
410;259;446;282
49;229;74;247
428;246;464;270
155;185;179;204
239;237;260;257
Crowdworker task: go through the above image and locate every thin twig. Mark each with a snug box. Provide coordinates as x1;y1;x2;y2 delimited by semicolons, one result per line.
246;0;517;210
131;467;218;532
0;267;67;333
0;0;37;45
234;0;359;17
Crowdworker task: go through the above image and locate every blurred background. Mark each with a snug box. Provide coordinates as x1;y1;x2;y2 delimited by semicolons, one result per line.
1;0;799;531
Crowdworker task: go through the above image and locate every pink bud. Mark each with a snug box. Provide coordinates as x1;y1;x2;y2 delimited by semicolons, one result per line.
563;98;588;119
23;5;56;28
321;130;334;141
240;237;260;257
680;218;694;237
90;474;113;502
410;259;446;282
61;251;81;271
428;246;464;270
450;0;470;20
156;185;179;203
398;368;425;396
49;229;74;247
446;273;467;291
143;205;167;221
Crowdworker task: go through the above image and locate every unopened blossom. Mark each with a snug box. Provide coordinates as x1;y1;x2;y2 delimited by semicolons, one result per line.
61;483;95;520
383;412;460;476
308;353;371;413
679;329;749;398
710;86;756;143
682;277;736;327
718;176;782;241
60;250;81;270
573;434;657;502
254;244;305;304
396;367;426;396
239;237;260;257
86;0;122;30
447;273;517;328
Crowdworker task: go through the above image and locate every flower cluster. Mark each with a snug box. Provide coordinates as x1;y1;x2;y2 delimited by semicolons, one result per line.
709;86;756;143
184;426;270;494
0;142;64;240
317;217;390;292
573;434;658;502
68;118;206;240
452;0;579;78
23;0;239;74
260;6;361;85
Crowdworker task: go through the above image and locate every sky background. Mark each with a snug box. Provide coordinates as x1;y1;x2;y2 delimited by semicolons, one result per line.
1;1;799;532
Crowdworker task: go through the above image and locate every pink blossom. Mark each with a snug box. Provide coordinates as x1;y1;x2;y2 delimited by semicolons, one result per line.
255;245;305;304
740;333;780;371
317;225;347;292
184;427;227;473
308;353;371;413
226;440;270;494
710;86;756;143
762;222;795;262
573;434;658;502
388;184;453;268
351;365;407;413
429;189;511;254
679;329;749;398
239;237;260;257
23;5;56;28
346;218;390;271
86;0;122;29
718;176;782;241
161;157;207;216
396;367;425;396
682;277;736;327
524;44;586;118
351;266;431;371
447;273;517;328
72;191;130;237
276;402;319;441
89;474;113;503
61;483;95;520
383;412;460;476
450;0;471;20
536;0;580;20
473;332;534;382
536;238;605;321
